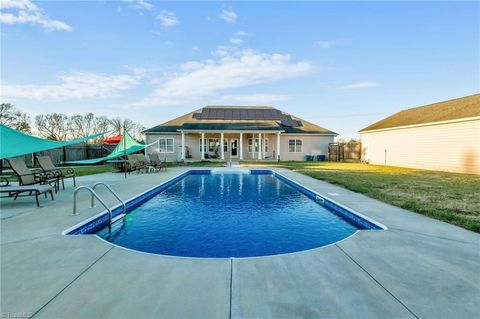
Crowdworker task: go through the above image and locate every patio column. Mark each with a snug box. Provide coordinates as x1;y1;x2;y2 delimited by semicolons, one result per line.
239;132;243;160
258;133;262;160
181;131;185;161
201;132;205;160
252;133;255;160
276;132;281;161
221;132;225;160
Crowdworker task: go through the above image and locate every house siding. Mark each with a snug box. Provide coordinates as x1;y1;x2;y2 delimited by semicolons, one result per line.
145;132;334;162
280;135;334;161
145;133;181;162
360;119;480;174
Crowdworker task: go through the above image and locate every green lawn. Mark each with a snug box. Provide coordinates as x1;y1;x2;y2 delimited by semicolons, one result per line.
72;165;116;176
241;161;480;233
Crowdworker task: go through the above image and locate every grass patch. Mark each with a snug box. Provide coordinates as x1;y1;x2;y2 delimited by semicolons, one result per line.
71;165;116;176
241;161;480;232
165;161;226;168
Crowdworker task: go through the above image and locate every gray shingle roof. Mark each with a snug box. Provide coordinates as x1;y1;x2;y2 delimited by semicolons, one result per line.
144;106;337;135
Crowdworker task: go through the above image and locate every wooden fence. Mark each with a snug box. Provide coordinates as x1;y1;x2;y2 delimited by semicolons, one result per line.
328;142;362;162
3;144;116;168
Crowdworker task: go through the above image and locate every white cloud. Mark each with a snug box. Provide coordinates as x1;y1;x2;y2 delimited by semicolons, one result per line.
192;45;200;52
219;6;237;23
235;31;249;37
156;10;178;27
0;0;72;31
219;94;289;103
134;49;312;107
316;41;333;49
213;45;231;57
229;31;249;46
122;0;153;11
2;71;139;101
229;37;243;46
341;81;379;89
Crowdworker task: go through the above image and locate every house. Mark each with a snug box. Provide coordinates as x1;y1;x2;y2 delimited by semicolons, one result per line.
359;94;480;174
143;106;337;161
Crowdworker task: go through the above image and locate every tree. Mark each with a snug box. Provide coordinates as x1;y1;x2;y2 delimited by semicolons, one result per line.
68;113;111;143
109;118;134;134
68;113;96;140
0;103;32;133
92;116;111;144
109;118;145;142
35;113;69;140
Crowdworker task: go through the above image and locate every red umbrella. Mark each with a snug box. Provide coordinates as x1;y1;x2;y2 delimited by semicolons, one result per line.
104;134;122;144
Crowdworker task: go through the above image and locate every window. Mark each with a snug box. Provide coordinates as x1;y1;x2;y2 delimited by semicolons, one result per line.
249;138;268;153
224;140;228;152
199;138;207;152
288;139;302;153
166;138;174;153
159;138;175;153
208;138;219;152
248;138;259;153
199;138;219;153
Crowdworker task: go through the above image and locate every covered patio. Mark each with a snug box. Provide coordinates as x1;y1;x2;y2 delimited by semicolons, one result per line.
179;130;283;161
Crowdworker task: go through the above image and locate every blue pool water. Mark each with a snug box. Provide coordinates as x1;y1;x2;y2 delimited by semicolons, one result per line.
96;173;364;258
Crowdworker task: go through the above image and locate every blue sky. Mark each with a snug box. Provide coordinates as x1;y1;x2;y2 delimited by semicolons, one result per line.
1;0;479;138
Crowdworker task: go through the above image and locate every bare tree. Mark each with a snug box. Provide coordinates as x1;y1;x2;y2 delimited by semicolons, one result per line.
109;118;134;134
68;113;95;139
67;113;112;143
35;113;69;141
109;118;145;141
130;122;146;142
92;116;111;144
0;103;32;133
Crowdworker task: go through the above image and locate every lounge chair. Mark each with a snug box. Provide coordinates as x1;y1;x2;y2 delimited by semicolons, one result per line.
1;177;54;207
134;154;149;166
149;153;167;171
126;155;147;173
6;157;61;192
35;155;76;189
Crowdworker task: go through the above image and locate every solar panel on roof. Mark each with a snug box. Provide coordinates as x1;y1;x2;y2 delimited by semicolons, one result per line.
281;117;301;127
232;109;240;119
194;107;284;120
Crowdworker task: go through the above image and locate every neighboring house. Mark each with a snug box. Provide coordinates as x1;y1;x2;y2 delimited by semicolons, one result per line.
143;106;337;161
359;94;480;174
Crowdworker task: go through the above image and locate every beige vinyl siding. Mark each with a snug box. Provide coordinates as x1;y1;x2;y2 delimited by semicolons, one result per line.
145;133;181;162
280;135;333;161
145;132;334;161
360;119;480;174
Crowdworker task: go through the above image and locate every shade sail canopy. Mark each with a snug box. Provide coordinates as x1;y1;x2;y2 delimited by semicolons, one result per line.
103;134;122;144
0;124;108;160
66;131;154;164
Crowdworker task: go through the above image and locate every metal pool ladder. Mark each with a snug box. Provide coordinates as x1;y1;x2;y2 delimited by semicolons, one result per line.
73;182;127;227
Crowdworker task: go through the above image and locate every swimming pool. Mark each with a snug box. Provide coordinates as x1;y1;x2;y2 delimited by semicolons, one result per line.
66;169;384;258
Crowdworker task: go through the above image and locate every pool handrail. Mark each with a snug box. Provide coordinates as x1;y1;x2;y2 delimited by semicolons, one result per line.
91;182;126;216
73;186;113;228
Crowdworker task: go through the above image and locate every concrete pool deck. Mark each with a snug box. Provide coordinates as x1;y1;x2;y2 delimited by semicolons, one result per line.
1;167;478;319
